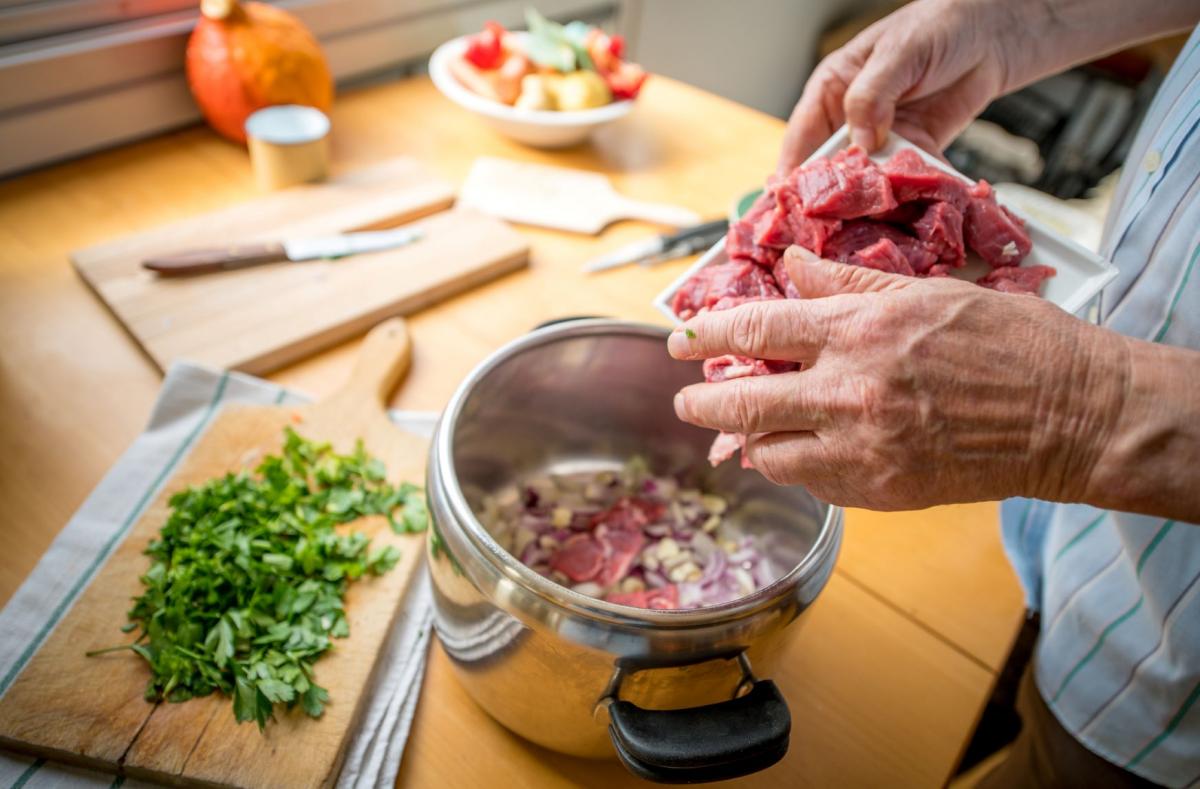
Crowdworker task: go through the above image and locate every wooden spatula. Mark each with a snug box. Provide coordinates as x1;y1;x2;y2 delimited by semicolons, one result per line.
0;318;428;789
458;156;701;234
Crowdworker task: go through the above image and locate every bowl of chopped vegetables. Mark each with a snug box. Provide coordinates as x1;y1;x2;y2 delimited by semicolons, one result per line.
428;11;647;148
424;318;842;779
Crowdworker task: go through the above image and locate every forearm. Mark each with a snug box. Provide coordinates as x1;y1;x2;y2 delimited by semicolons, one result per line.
1078;335;1200;522
995;0;1200;92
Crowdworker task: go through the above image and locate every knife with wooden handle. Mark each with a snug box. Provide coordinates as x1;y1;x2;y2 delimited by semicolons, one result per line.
142;227;424;276
142;243;289;275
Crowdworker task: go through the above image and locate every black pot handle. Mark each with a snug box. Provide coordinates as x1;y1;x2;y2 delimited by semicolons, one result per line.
606;678;790;783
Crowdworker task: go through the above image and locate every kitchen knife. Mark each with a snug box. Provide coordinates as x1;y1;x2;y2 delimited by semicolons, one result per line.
582;219;729;273
142;226;424;276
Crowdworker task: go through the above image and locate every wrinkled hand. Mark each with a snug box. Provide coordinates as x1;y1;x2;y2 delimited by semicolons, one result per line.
668;248;1131;511
777;0;1025;172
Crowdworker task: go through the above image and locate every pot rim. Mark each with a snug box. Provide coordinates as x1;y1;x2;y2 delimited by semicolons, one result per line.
434;318;842;629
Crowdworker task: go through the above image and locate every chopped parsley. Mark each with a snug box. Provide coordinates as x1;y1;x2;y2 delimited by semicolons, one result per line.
87;427;427;730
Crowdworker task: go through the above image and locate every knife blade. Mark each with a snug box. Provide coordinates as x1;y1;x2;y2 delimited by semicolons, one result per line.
582;219;729;273
142;226;425;276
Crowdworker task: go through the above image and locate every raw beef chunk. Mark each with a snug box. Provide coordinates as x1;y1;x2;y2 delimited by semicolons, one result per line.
824;220;938;274
549;500;654;588
707;431;746;467
786;212;843;257
977;264;1056;295
772;258;802;299
701;353;798;469
756;184;842;254
964;180;1033;268
791;147;898;219
913;201;966;269
703;355;798;383
726;193;782;266
671;260;782;320
874;201;927;225
882;148;971;209
593;526;647;588
550;534;605;582
849;238;915;276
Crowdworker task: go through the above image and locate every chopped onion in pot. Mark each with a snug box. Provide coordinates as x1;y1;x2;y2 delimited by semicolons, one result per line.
482;458;775;610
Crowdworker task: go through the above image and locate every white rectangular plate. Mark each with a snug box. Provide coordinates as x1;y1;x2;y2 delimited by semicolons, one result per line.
654;126;1118;322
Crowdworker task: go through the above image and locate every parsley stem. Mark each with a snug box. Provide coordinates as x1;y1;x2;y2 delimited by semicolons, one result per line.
85;644;139;657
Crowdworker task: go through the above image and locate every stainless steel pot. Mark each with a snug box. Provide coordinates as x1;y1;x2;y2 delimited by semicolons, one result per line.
426;319;842;783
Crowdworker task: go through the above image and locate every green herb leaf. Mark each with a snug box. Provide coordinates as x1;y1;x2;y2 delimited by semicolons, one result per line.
301;683;330;718
88;428;422;731
524;7;576;72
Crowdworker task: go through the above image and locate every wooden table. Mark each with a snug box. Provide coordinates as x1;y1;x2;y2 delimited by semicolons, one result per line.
0;74;1025;787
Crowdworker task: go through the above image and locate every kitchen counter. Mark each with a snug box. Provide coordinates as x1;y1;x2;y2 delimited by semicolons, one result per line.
0;74;1025;787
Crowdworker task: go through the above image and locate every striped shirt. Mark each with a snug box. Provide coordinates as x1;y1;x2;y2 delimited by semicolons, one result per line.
1001;24;1200;788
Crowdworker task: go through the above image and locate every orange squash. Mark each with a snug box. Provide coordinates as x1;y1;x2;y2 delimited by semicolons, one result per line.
185;0;333;143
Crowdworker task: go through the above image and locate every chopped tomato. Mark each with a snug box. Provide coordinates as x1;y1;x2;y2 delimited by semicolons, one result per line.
608;33;625;60
584;29;623;74
464;21;506;70
492;52;531;104
605;61;647;100
448;57;501;102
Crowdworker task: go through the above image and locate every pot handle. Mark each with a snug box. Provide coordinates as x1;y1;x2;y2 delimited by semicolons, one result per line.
606;676;790;783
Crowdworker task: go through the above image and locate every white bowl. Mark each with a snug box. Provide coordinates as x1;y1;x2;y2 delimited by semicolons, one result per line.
428;32;635;148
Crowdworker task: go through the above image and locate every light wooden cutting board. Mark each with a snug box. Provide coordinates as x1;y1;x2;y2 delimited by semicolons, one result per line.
0;319;429;788
73;157;529;375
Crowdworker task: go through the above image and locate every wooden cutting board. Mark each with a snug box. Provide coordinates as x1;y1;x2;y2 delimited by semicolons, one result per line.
459;157;701;234
0;319;429;788
73;157;529;375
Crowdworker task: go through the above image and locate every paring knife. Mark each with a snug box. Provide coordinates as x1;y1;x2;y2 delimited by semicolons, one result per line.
582;219;729;273
142;226;424;276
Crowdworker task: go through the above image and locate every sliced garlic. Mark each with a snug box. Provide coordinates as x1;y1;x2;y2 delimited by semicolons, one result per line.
656;537;680;560
495;485;520;508
669;561;700;583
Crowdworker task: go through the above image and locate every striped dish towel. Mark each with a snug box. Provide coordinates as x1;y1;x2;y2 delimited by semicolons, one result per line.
0;362;438;789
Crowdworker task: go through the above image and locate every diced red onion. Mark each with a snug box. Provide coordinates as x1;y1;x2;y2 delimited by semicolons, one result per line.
484;461;772;610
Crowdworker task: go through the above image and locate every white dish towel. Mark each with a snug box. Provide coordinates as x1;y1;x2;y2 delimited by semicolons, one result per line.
0;362;438;789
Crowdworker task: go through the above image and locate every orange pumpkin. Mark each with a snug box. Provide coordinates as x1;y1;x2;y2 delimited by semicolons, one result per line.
185;0;333;143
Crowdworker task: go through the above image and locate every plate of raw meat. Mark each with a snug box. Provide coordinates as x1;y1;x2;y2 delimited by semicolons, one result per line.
655;127;1117;323
654;127;1118;468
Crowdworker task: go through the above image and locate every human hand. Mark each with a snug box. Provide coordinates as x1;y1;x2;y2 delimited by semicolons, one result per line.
777;0;1026;173
667;248;1131;510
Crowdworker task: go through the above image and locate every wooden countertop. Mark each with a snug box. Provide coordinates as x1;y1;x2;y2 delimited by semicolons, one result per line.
0;74;1025;787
